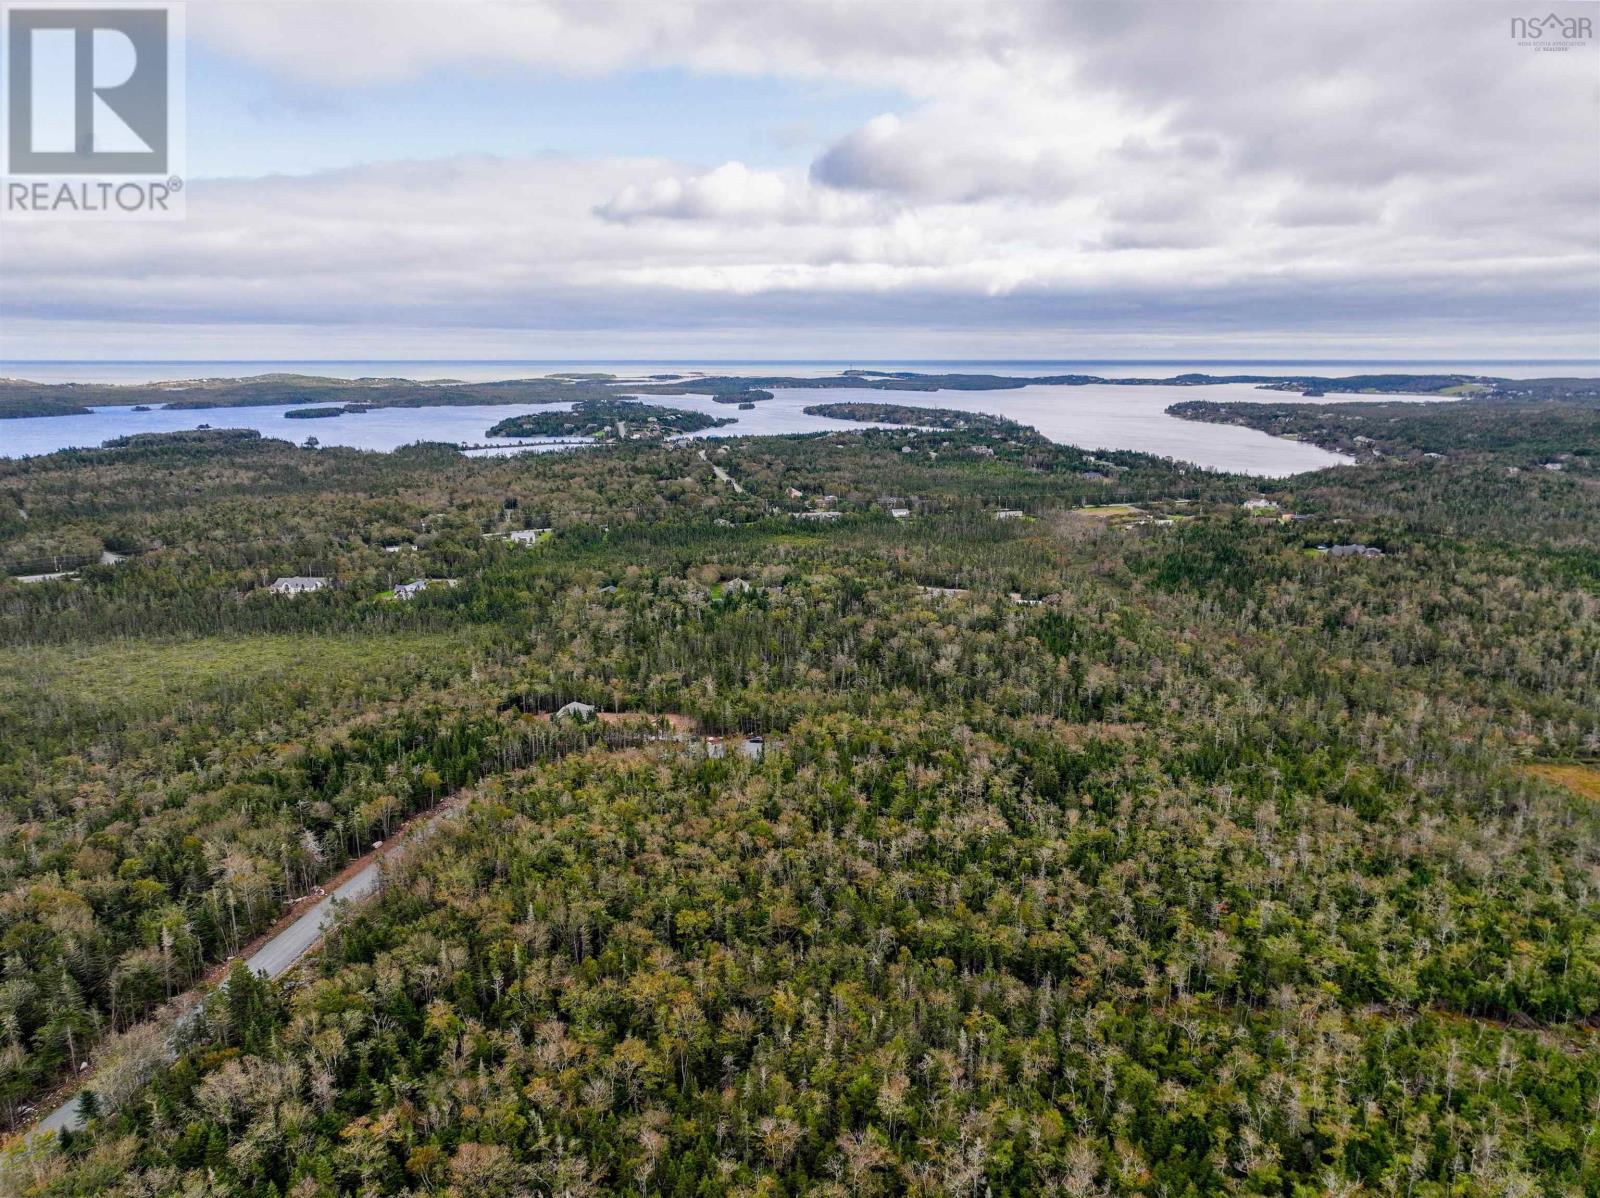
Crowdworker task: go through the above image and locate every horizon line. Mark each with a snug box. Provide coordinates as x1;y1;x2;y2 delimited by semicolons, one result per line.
6;358;1599;367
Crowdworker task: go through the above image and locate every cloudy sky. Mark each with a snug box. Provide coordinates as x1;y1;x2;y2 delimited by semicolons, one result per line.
3;0;1598;361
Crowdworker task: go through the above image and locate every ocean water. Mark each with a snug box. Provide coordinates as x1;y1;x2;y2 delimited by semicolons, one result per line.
3;358;1595;384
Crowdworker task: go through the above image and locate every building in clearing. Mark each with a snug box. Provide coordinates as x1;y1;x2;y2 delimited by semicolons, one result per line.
393;578;458;600
268;576;328;596
995;509;1025;521
1325;543;1384;558
722;578;751;594
506;528;553;545
889;508;911;520
1242;498;1280;511
553;701;598;721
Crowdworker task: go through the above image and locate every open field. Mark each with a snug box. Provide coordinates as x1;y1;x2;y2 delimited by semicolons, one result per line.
1527;761;1600;803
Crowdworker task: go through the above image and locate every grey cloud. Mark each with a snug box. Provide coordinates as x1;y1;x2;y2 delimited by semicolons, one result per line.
810;115;1079;203
1273;192;1385;228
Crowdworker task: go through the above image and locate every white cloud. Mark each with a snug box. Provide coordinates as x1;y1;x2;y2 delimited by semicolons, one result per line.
596;162;874;225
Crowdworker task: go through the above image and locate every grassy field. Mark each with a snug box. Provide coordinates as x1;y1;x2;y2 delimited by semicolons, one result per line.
1526;761;1600;803
0;630;480;721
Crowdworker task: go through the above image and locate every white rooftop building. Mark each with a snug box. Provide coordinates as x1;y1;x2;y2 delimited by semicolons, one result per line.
268;576;328;595
507;528;553;544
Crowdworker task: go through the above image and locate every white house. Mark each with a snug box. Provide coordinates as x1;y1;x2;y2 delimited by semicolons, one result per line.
394;578;458;599
995;509;1025;521
268;576;328;596
553;700;598;721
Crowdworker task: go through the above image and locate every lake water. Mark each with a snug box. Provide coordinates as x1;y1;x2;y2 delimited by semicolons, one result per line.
0;378;1470;475
0;403;594;458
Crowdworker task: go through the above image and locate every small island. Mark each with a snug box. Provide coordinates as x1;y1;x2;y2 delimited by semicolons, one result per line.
803;401;1036;439
486;398;734;441
285;402;372;419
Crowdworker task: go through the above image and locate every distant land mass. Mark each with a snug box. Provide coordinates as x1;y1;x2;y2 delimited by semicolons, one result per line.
4;370;1597;420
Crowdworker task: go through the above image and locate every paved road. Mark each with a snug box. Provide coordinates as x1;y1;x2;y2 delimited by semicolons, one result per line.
246;858;383;980
29;855;388;1139
699;448;745;493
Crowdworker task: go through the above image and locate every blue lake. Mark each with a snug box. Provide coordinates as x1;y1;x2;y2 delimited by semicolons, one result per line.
0;379;1465;476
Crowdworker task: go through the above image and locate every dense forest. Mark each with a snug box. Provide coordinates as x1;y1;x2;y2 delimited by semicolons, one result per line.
0;391;1595;1197
1169;393;1600;464
486;400;734;440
